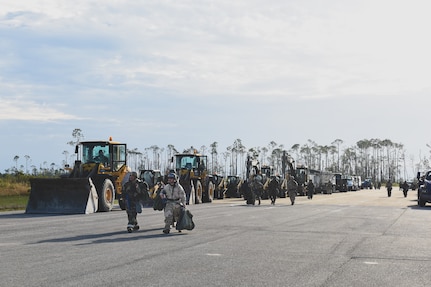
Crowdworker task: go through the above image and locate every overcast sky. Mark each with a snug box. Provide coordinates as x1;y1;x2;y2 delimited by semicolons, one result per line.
1;0;430;177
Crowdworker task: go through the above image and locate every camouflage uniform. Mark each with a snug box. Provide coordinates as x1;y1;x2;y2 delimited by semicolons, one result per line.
268;177;279;205
386;180;392;197
240;179;255;205
122;171;149;232
250;179;263;205
307;179;315;199
161;174;186;234
401;181;409;198
287;177;298;205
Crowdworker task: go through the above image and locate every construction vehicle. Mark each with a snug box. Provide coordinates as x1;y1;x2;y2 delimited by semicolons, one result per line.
246;152;298;198
210;174;225;199
260;165;274;199
172;151;214;204
26;138;130;214
294;164;309;196
139;169;163;206
224;175;242;198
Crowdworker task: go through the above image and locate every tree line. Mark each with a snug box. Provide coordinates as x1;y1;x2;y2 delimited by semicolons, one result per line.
5;129;429;183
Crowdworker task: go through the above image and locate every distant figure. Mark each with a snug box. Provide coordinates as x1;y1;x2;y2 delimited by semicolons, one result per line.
307;179;315;200
241;178;255;205
287;175;298;205
386;180;392;197
401;181;409;198
249;176;263;205
268;176;280;205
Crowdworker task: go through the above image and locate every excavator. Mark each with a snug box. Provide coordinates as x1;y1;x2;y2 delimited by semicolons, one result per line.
26;138;130;214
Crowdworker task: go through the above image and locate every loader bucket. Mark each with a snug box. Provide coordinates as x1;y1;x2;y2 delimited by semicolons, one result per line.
26;178;99;214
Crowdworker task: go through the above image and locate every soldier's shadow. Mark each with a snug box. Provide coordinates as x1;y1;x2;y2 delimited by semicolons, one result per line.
90;230;188;244
33;227;185;245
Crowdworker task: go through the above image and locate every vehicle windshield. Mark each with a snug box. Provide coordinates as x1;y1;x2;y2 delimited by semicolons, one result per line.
175;155;207;170
140;170;161;187
82;144;109;164
296;168;307;184
81;143;126;171
228;176;237;184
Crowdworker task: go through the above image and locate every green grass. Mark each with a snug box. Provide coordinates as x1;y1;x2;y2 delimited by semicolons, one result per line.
0;178;30;211
0;195;29;211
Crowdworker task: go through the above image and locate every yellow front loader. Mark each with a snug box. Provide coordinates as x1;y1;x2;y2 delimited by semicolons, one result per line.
173;151;214;204
26;139;130;214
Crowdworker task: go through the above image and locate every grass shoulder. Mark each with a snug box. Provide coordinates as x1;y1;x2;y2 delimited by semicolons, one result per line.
0;195;29;211
0;174;31;211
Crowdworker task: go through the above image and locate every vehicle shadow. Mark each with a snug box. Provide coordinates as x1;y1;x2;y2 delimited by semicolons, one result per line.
408;204;431;210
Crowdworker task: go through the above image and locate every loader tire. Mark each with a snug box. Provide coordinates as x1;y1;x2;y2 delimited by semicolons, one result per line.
207;181;214;202
203;181;215;203
99;179;115;212
192;181;202;204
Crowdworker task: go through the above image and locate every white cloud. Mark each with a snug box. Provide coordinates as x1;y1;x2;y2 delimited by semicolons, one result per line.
0;97;79;121
3;0;431;102
1;0;431;175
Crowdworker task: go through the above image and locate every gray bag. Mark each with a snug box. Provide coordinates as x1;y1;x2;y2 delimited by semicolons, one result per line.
176;207;195;231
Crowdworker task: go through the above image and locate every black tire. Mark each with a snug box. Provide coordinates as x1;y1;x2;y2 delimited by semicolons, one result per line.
98;179;115;212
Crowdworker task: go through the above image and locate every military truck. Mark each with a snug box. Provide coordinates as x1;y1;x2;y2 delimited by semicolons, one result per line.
417;171;431;207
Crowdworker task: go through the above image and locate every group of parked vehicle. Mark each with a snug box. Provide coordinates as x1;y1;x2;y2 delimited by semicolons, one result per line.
26;137;431;214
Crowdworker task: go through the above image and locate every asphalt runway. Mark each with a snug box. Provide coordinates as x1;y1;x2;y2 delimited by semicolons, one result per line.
1;188;430;287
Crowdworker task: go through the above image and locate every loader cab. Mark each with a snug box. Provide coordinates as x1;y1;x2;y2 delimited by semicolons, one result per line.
174;153;208;177
139;169;162;189
80;141;127;171
295;165;309;186
261;165;274;181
